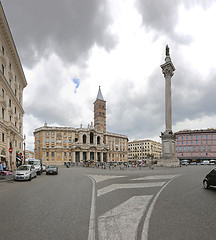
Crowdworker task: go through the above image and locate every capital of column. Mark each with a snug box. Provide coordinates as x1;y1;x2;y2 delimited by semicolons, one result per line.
161;61;175;77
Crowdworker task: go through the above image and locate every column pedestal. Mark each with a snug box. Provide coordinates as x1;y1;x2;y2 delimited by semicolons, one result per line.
157;131;179;167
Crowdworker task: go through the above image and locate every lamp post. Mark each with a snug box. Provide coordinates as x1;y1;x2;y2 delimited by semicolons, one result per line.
24;134;26;164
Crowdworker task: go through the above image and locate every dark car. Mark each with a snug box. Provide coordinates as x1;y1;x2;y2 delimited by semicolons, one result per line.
203;167;216;189
46;165;58;175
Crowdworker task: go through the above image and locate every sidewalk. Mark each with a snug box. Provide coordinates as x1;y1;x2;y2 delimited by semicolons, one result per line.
0;172;14;182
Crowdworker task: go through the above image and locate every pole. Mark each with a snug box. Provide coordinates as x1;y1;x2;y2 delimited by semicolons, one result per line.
24;134;26;164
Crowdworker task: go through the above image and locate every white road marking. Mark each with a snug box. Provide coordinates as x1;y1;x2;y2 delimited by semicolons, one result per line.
87;175;125;183
98;195;153;240
88;176;96;240
132;174;180;181
97;182;166;197
141;175;180;240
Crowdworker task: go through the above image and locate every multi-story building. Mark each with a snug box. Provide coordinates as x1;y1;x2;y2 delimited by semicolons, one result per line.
128;139;162;162
34;87;128;165
0;3;27;169
175;129;216;161
25;150;34;159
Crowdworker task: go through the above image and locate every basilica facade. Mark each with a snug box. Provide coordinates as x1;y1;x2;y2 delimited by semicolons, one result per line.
34;87;128;164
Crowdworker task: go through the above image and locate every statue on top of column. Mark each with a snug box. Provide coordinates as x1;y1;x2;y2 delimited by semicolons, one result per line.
166;44;170;56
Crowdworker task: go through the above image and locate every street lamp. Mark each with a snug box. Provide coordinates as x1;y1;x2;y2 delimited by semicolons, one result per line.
24;134;26;164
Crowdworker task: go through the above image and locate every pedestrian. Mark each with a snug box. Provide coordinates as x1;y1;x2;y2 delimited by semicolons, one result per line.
3;161;6;170
0;162;3;172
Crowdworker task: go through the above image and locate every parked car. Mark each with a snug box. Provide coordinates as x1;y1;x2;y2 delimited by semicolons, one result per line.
46;165;58;175
26;159;42;175
42;163;46;172
14;165;37;181
203;168;216;189
201;160;210;165
189;161;197;165
180;160;189;166
209;160;216;165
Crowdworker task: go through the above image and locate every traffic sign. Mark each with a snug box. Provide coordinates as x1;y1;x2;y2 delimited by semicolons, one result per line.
9;147;12;153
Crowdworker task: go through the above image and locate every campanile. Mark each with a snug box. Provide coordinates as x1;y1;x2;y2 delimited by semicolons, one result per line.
94;86;106;133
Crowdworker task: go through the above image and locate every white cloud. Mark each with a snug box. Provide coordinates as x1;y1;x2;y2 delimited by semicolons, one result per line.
3;0;215;151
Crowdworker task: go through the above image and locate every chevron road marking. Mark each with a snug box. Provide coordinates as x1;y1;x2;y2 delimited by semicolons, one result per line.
88;174;181;240
132;174;180;181
97;182;166;197
87;175;125;183
98;195;153;240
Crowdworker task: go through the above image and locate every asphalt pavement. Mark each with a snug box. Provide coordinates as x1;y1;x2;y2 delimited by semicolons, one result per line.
0;165;215;240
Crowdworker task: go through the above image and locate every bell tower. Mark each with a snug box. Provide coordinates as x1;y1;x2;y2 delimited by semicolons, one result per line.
94;86;106;133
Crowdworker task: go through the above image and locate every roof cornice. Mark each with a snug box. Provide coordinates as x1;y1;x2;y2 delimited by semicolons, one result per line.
0;2;27;88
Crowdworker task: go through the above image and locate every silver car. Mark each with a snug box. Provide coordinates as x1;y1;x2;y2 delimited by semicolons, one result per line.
46;165;58;175
14;165;37;181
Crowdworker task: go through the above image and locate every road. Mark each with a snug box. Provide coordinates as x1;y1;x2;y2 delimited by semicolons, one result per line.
0;165;215;240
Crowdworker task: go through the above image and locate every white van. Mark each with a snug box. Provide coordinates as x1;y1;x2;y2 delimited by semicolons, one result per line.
26;158;42;175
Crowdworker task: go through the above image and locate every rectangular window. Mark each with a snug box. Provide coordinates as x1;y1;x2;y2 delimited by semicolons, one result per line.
9;79;12;86
64;152;66;157
183;147;187;152
191;141;193;144
208;146;211;151
191;136;193;139
186;136;188;139
9;99;11;107
193;146;196;151
211;141;213;144
1;64;4;75
201;136;203;139
2;46;4;55
2;89;4;98
206;135;208;138
2;108;4;119
46;152;49;157
9;63;11;70
52;152;54;157
15;107;16;114
206;141;208;144
198;146;201;151
211;135;213;139
2;133;4;142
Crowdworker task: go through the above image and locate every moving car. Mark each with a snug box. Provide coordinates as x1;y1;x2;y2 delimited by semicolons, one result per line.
14;165;37;181
46;165;58;175
203;168;216;189
27;158;42;175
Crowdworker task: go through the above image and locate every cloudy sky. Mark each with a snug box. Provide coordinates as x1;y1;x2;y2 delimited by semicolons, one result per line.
2;0;216;151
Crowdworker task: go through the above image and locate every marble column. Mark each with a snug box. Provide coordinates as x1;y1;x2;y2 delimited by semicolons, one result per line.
87;151;90;161
157;45;179;167
72;151;75;163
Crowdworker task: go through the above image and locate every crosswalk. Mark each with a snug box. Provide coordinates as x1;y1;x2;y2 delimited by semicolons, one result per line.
88;174;180;240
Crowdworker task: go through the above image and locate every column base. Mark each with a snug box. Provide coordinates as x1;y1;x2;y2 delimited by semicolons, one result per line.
157;157;179;167
158;131;180;167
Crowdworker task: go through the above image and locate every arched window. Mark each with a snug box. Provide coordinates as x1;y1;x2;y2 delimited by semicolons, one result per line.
90;132;94;144
83;135;86;144
97;136;100;145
